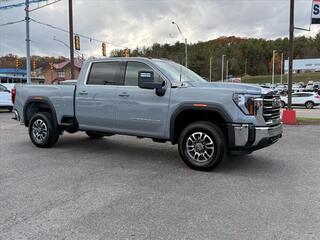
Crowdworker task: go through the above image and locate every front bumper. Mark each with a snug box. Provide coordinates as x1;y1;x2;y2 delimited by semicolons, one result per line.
228;123;282;152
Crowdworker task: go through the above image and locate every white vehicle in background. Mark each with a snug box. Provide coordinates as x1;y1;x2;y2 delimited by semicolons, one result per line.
305;81;320;91
274;84;287;94
292;84;304;93
280;92;320;109
0;84;13;112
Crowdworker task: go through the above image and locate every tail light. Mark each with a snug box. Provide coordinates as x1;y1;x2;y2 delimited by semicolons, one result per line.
315;94;320;99
11;87;16;104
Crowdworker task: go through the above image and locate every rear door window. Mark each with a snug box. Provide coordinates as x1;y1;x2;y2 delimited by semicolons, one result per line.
87;61;121;85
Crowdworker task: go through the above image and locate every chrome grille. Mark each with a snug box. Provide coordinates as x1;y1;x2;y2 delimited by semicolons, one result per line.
263;94;281;125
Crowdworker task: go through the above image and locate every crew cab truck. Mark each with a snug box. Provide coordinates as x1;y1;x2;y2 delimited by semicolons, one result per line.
13;58;282;171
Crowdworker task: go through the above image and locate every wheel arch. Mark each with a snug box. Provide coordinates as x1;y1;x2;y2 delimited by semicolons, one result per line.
169;103;232;144
23;97;58;127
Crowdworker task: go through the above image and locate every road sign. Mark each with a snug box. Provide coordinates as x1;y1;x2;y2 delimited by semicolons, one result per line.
312;0;320;24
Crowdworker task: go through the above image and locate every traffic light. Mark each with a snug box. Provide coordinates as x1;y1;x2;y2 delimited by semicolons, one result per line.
124;48;129;57
32;59;36;70
74;35;80;50
102;42;106;56
15;58;20;70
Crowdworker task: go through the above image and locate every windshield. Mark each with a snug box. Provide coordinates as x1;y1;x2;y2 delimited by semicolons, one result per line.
153;60;206;83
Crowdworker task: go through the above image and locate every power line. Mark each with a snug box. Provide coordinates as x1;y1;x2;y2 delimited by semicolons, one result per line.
0;0;47;10
0;19;24;27
30;18;127;49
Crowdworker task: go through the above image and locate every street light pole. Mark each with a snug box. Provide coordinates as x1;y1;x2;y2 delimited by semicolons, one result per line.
185;38;188;68
25;0;31;84
288;0;294;110
221;54;225;82
172;21;187;68
282;0;296;125
280;53;284;84
226;59;229;81
209;56;212;82
272;50;276;85
68;0;75;79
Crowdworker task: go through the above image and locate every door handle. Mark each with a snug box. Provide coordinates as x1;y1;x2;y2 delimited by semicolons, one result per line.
118;92;129;97
79;91;88;95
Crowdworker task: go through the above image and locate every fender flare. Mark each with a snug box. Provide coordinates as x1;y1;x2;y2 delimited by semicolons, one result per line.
169;102;233;143
23;96;58;127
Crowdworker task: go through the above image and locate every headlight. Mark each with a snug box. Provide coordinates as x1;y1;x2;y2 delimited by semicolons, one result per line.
233;93;263;115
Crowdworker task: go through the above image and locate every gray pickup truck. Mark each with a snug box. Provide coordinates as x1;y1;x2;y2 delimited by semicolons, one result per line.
13;57;282;171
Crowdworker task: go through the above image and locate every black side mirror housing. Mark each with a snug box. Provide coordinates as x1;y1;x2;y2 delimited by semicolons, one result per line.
138;71;162;90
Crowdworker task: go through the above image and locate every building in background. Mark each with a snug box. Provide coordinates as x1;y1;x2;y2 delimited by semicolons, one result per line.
284;58;320;74
0;68;45;84
43;58;83;84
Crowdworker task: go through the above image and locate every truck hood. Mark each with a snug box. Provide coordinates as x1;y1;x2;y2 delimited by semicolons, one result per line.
186;81;269;95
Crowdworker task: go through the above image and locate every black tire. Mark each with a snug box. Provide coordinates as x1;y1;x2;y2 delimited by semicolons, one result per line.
178;121;226;171
85;131;105;139
280;101;286;108
305;101;314;109
28;112;59;148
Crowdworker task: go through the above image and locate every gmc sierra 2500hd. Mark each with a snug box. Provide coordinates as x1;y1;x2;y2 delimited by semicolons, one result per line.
13;57;282;171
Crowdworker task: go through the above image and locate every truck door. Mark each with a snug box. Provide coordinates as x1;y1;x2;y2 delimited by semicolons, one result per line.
75;61;121;132
116;61;170;138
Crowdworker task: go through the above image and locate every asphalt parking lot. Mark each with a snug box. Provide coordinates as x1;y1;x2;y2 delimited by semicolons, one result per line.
0;111;320;240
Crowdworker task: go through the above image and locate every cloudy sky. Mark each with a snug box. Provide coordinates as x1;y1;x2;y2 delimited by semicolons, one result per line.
0;0;318;58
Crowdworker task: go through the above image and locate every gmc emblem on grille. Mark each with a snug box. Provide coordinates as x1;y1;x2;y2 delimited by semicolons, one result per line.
272;98;281;108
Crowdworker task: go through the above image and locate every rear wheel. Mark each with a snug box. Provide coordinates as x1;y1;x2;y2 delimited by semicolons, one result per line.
305;101;314;109
29;112;59;148
178;121;226;171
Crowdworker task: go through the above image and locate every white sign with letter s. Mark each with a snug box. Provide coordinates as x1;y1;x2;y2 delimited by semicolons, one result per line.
312;0;320;24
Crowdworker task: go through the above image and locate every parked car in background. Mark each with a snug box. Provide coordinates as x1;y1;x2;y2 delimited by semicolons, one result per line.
292;84;304;93
2;83;15;91
305;81;320;91
280;92;320;109
274;84;287;95
0;84;13;112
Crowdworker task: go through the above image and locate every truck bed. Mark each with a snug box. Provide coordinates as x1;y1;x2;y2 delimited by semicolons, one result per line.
14;84;76;124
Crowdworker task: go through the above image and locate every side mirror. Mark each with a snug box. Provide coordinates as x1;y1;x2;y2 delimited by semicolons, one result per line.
138;71;162;90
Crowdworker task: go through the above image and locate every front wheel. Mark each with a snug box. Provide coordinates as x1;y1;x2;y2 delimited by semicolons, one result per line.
280;101;286;108
178;121;226;171
29;112;59;148
305;101;314;109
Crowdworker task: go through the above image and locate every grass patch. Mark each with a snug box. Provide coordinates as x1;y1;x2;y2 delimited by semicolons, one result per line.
242;72;320;84
297;117;320;125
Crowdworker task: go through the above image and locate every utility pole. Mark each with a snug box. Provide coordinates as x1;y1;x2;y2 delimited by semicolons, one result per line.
25;0;31;84
221;54;225;82
209;56;212;82
272;50;276;85
68;0;75;79
226;59;229;81
185;38;188;68
280;53;284;84
245;58;247;75
288;0;294;109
